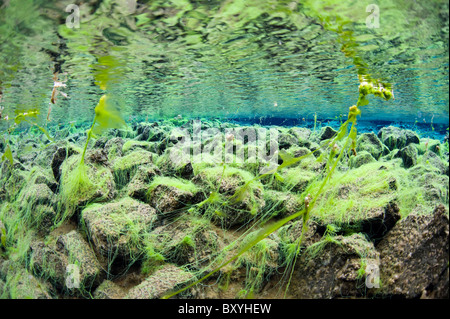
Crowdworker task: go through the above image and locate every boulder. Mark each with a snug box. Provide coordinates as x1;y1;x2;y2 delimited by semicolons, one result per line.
318;126;337;141
376;205;449;298
112;150;156;187
399;144;418;168
127;165;161;202
93;280;126;299
290;233;379;298
349;151;376;168
378;126;420;151
30;230;103;292
125;264;193;299
81;197;158;267
356;132;385;160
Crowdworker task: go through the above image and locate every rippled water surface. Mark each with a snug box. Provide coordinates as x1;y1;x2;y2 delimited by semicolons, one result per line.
0;0;448;129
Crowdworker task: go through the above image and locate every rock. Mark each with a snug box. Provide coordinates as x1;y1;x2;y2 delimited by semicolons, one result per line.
60;154;117;212
30;230;103;292
17;183;57;233
93;280;126;299
290;233;379;298
422;151;447;175
104;137;125;161
122;140;157;155
193;167;265;227
127;165;161;202
112;150;156;187
289;127;312;148
376;205;449;298
349;151;376;168
81;197;158;267
264;190;303;218
135;122;165;142
1;265;53;299
125;264;193;299
399;144;418;168
87;148;108;166
147;215;224;269
378;126;420;151
277;132;298;150
156;148;193;178
318;126;337;141
356;132;384;160
51;145;78;182
55;230;103;287
147;177;198;216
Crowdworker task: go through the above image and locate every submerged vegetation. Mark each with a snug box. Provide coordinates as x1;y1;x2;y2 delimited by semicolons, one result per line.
0;0;448;300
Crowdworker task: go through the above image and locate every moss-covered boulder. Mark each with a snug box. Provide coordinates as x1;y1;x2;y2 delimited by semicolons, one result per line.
122;140;157;155
0;263;53;299
290;233;379;298
289;127;312;148
145;215;224;269
399;144;418;168
264;190;303;218
93;280;126;299
60;154;116;213
127;165;161;202
112;150;156;187
17;183;57;233
376;205;449;298
356;132;385;160
125;264;193;299
146;176;198;215
30;230;103;293
104;137;125;161
193;166;266;227
349;151;376;168
81;197;158;267
378;126;420;151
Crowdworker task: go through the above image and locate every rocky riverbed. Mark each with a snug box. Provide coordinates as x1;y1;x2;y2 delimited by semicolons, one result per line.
0;119;448;299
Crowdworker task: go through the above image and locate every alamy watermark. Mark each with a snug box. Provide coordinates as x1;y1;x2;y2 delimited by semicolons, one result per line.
366;4;380;29
168;120;279;174
65;1;137;29
365;258;380;289
65;264;80;289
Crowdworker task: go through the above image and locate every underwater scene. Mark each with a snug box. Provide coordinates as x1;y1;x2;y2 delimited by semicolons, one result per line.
0;0;448;301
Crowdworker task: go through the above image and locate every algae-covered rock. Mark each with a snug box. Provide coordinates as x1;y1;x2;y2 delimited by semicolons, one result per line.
17;183;57;233
127;165;161;202
30;230;103;292
193;167;266;227
378;126;420;151
376;205;449;298
125;264;193;299
122;140;157;155
147;176;198;215
1;265;53;299
60;154;116;211
264;190;303;218
290;233;379;298
112;150;156;187
349;150;376;168
289;127;312;148
93;280;126;299
318;126;337;141
146;215;224;269
356;132;385;160
81;197;158;265
104;137;125;161
399;144;418;168
51;144;78;182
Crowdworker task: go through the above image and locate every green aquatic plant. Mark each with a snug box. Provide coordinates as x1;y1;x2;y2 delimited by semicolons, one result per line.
60;55;126;215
